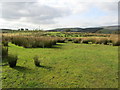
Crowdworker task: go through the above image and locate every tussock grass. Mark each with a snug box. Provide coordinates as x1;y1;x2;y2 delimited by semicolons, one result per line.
2;35;9;47
7;54;18;68
56;37;66;43
71;35;120;46
33;55;40;66
11;36;57;48
110;34;120;46
2;46;8;59
2;32;119;46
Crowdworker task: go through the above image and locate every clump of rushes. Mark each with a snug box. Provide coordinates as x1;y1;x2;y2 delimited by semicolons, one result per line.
81;38;90;44
110;34;120;46
81;38;96;44
7;54;18;68
33;55;40;66
112;39;120;46
2;36;9;47
2;41;8;47
65;37;73;41
98;38;109;45
56;37;66;43
2;46;8;59
11;36;57;48
72;38;82;43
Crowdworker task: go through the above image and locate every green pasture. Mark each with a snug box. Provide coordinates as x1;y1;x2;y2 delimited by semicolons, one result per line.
2;42;118;88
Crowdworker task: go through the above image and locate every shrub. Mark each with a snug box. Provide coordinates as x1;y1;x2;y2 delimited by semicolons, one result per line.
33;55;40;66
7;54;18;68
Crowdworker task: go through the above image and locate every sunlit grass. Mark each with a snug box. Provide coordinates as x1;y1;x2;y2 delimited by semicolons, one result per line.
2;42;118;88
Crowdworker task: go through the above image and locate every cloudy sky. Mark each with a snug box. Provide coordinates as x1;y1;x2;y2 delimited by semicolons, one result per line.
0;0;119;30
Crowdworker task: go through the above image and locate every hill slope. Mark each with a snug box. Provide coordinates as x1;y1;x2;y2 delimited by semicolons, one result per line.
47;25;119;34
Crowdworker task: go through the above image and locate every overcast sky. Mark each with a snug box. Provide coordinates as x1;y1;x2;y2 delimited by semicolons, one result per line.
0;0;119;30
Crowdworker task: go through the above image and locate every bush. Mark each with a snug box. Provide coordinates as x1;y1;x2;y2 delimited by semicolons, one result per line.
33;55;40;66
7;54;18;68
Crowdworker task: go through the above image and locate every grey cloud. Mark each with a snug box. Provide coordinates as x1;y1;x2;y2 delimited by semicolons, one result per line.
2;2;71;24
95;2;118;13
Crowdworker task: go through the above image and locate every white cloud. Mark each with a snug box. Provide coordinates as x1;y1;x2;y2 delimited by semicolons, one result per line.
0;0;118;30
0;0;119;2
2;2;70;24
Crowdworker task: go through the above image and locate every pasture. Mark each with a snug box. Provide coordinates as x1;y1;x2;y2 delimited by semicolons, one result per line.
2;41;118;88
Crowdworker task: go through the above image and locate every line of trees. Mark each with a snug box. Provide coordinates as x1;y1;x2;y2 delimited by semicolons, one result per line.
18;28;29;31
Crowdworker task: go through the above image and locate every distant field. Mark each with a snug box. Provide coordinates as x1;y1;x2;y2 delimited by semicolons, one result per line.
2;42;118;88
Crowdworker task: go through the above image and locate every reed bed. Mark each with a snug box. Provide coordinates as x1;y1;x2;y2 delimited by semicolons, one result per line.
62;32;111;37
2;34;120;46
71;34;120;46
11;36;57;48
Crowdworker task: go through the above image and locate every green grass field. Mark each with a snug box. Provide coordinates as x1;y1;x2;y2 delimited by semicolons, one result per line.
2;42;118;88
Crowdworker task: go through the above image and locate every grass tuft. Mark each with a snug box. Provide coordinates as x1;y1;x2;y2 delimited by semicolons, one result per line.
7;54;18;68
33;55;40;66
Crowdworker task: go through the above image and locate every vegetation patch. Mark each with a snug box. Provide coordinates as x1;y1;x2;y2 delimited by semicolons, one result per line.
2;43;118;88
11;36;57;48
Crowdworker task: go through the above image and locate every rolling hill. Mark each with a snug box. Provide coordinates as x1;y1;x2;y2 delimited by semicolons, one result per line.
47;25;119;34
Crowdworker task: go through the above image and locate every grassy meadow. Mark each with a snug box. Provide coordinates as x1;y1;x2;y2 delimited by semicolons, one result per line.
1;31;119;88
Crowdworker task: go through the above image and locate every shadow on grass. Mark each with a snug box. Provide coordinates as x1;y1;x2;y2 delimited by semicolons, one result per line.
37;65;53;70
0;59;8;66
50;46;62;49
0;63;8;66
13;66;32;73
55;44;64;46
25;44;62;49
50;43;64;49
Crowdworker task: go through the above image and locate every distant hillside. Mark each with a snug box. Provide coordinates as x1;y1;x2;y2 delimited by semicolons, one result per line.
47;25;119;34
1;29;13;33
1;25;119;34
